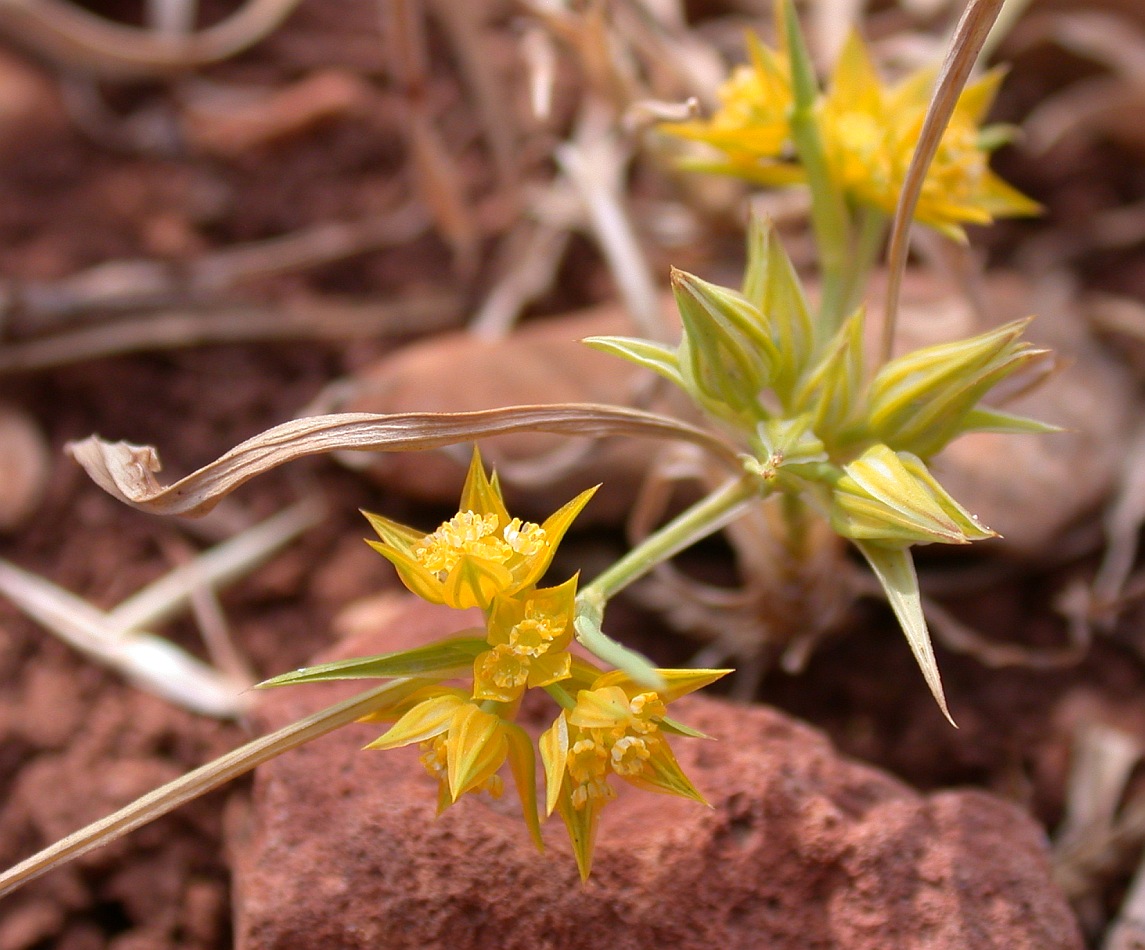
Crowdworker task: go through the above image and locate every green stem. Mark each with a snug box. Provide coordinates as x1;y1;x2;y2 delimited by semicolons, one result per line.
842;206;888;321
582;475;760;603
783;0;850;335
544;682;578;712
573;475;761;688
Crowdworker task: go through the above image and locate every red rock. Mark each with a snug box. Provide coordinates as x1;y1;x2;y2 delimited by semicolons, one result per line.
231;599;1082;950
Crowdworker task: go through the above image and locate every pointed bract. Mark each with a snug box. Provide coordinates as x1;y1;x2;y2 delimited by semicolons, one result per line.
830;444;996;548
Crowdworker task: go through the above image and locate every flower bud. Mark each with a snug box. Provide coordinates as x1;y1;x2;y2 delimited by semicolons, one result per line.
672;267;778;425
830;444;996;548
867;319;1047;457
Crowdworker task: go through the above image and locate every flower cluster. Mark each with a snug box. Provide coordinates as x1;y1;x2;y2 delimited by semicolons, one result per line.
586;214;1054;719
661;24;1038;238
267;449;728;878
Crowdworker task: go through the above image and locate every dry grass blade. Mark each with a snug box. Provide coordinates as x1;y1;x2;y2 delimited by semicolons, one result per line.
1054;724;1145;902
107;497;324;633
0;558;248;717
67;405;742;516
880;0;1006;361
0;678;424;900
556;106;665;340
0;296;460;374
0;0;303;76
428;0;518;191
470;221;570;339
0;499;320;715
4;202;428;330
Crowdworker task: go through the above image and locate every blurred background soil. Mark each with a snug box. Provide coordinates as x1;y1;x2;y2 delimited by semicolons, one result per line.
1;0;1145;947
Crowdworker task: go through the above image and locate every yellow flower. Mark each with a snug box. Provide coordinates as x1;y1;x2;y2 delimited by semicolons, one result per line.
365;687;544;849
362;448;597;611
538;668;728;880
817;33;1038;238
660;30;1038;239
472;576;578;703
660;33;798;183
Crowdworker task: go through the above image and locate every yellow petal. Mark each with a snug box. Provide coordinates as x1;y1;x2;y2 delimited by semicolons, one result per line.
503;722;545;853
446;704;508;801
539;713;570;817
361;509;426;554
459;447;510;524
622;736;708;805
515;485;599;590
556;786;603;882
364;694;465;750
527;650;572;688
442;555;514;610
365;540;446;605
592;668;732;704
829;31;882;115
569;686;632;730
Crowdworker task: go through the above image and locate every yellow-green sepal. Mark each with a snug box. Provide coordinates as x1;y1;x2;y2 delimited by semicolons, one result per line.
257;636;487;687
582;336;685;390
830;444;996;547
792;307;866;443
516;485;599;590
539;711;569;817
590;667;731;704
867;318;1048;457
743;215;816;402
503;721;545;852
364;693;467;750
672;266;778;425
854;540;953;725
364;536;447;605
459;446;510;524
958;406;1062;436
556;785;602;882
446;703;508;801
622;737;708;805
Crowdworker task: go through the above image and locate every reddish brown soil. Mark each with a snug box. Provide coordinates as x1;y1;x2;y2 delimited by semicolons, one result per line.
0;1;1143;948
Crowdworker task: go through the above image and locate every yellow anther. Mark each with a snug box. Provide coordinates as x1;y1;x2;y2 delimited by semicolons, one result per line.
502;518;547;556
415;510;513;576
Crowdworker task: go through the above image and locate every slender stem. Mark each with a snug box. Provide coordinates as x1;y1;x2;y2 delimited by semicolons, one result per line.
581;475;760;604
0;678;427;899
574;474;761;688
879;0;1007;363
782;0;850;335
842;206;888;322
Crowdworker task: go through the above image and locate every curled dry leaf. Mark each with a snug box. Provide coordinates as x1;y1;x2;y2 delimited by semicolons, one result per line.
0;402;50;531
66;405;739;518
328;302;685;521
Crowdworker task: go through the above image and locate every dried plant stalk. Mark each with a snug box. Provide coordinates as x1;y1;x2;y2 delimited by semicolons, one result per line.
68;406;742;516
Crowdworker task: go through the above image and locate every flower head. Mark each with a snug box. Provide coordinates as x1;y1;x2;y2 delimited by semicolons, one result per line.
818;33;1039;239
473;576;578;703
539;668;728;880
365;687;544;849
660;29;1038;238
363;448;597;610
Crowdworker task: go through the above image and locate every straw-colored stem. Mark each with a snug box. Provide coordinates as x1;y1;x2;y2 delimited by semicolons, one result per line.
0;678;423;899
879;0;1007;363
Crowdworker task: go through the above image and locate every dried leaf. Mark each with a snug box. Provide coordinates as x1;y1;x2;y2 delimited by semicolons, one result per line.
67;404;740;518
